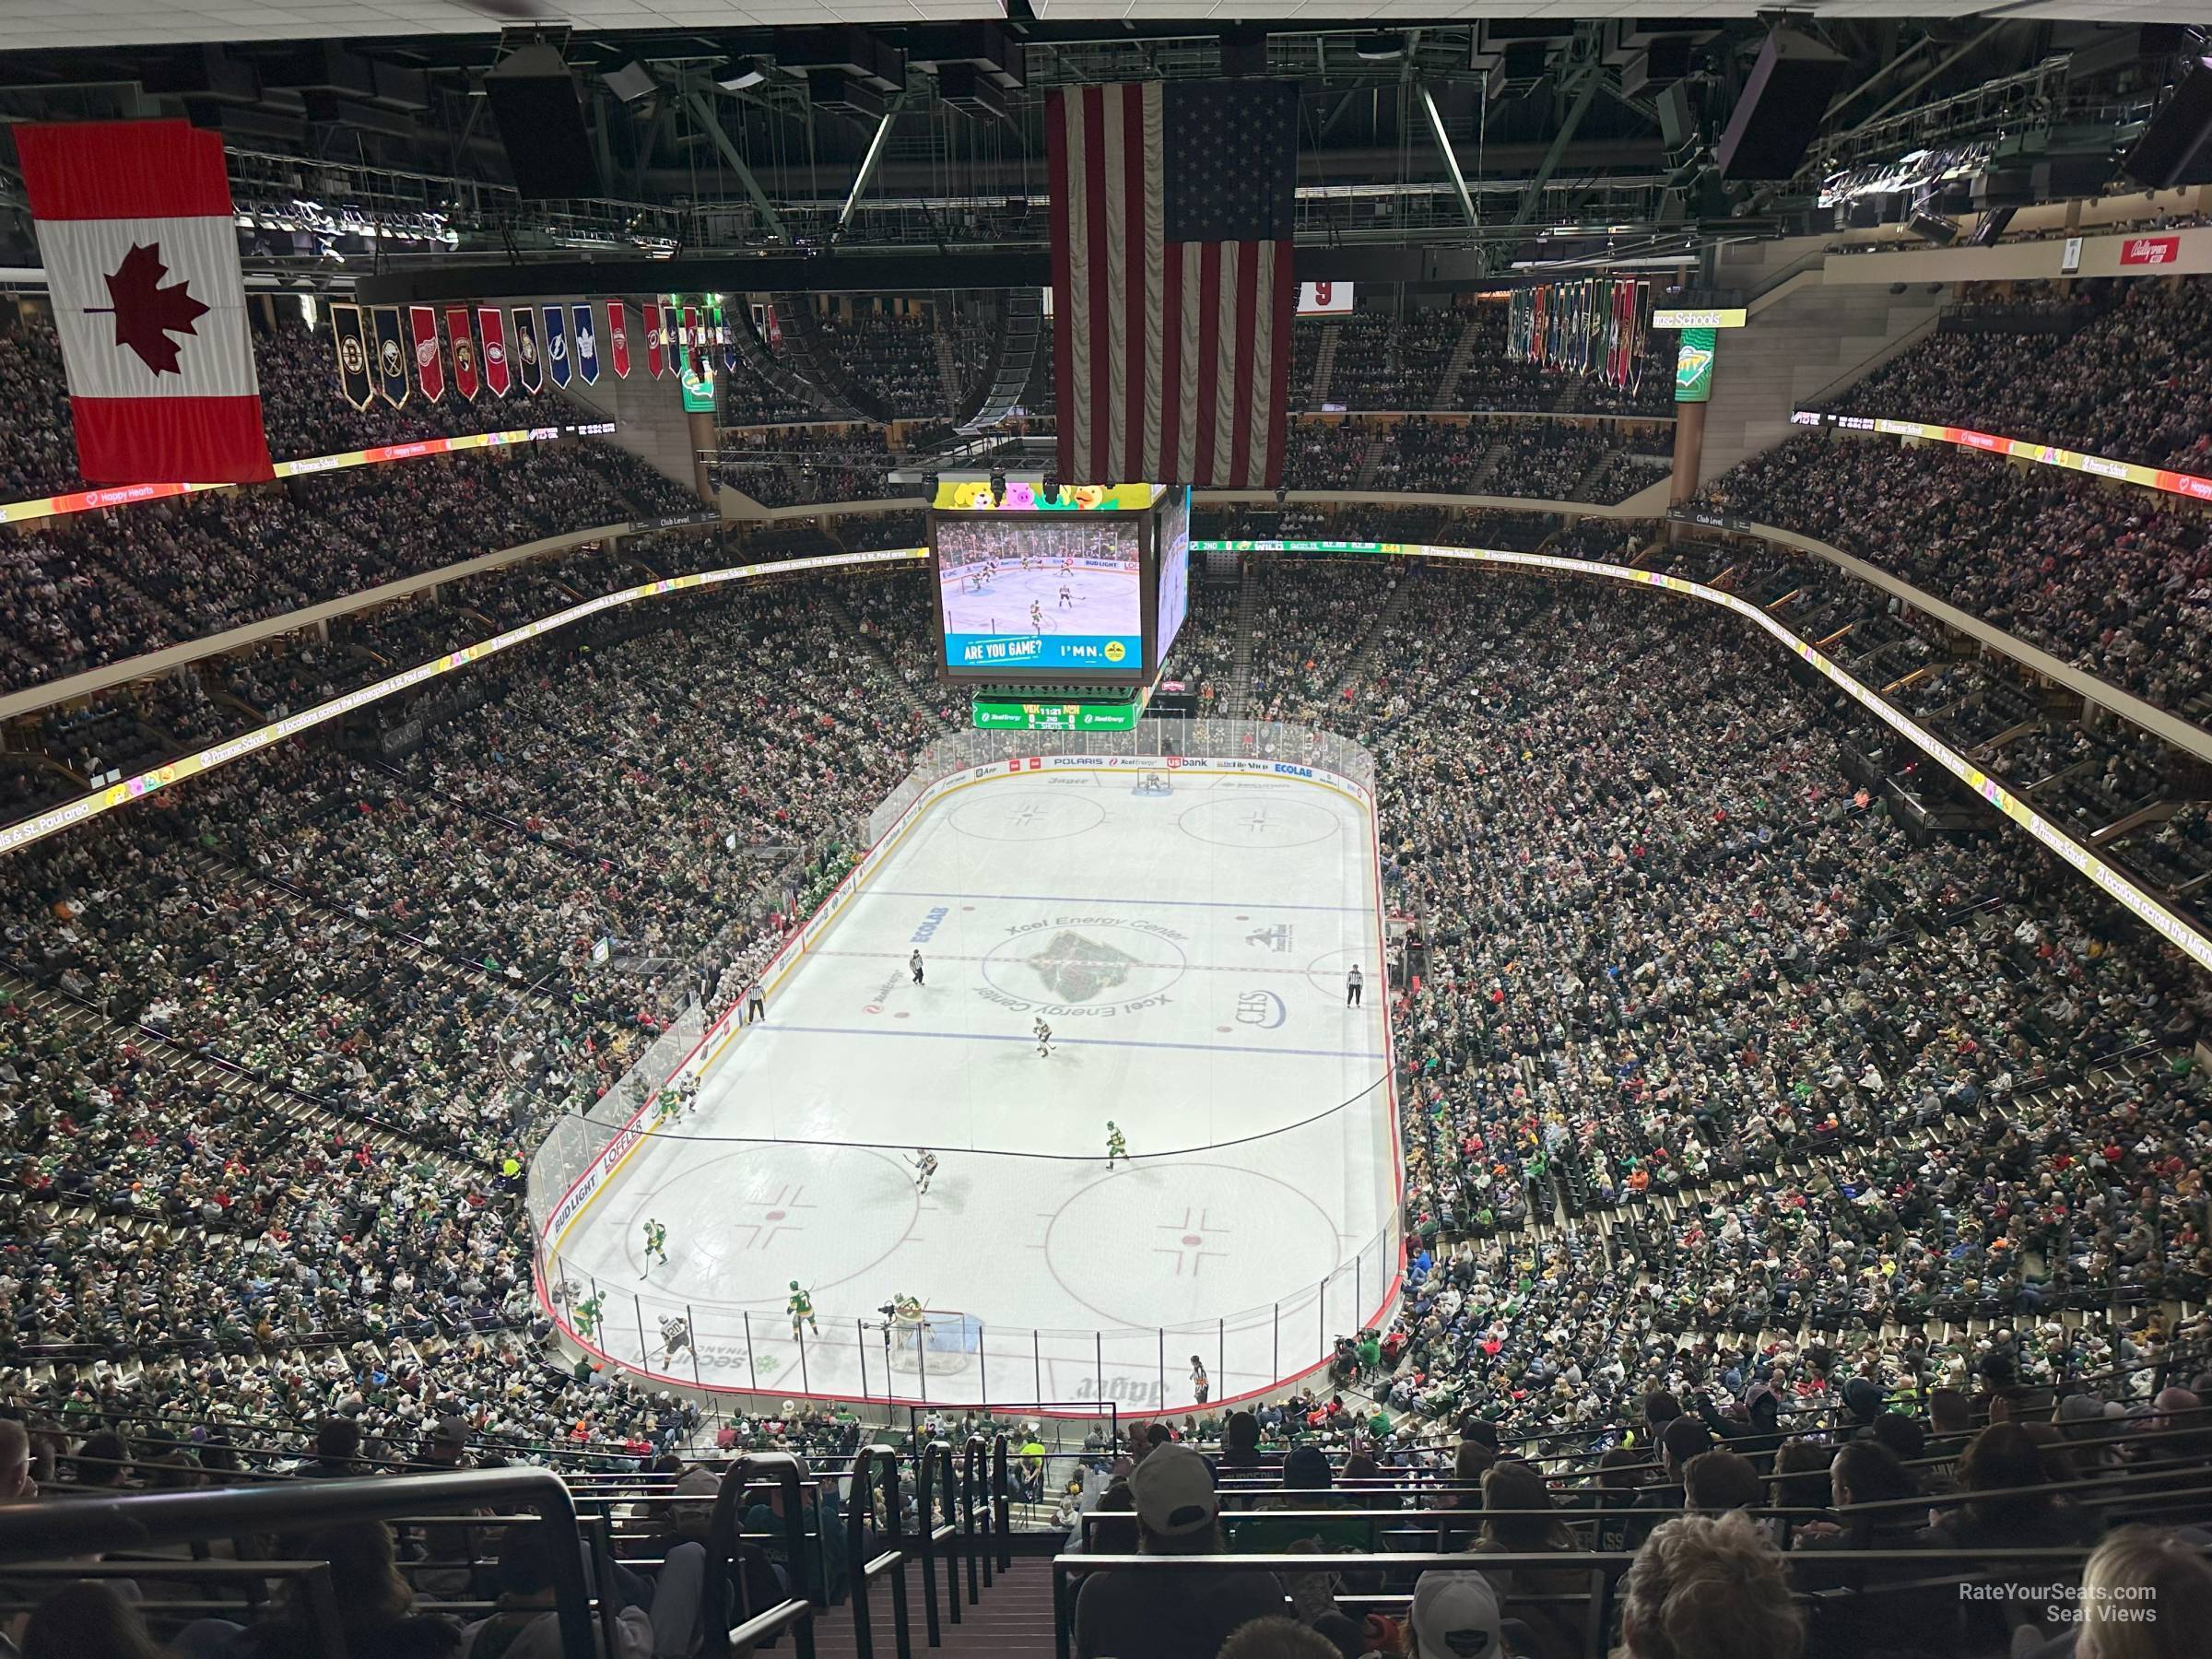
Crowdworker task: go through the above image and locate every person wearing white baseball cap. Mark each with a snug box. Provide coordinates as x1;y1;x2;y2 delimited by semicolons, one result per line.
1072;1441;1286;1659
1410;1571;1509;1659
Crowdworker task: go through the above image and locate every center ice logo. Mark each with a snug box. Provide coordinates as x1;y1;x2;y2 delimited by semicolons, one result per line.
1025;930;1139;1004
978;916;1187;1015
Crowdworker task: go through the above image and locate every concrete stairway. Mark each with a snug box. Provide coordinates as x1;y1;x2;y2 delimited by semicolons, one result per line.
555;348;704;499
1309;324;1339;406
1697;238;1947;480
1225;567;1263;720
1432;315;1481;409
810;1557;1055;1659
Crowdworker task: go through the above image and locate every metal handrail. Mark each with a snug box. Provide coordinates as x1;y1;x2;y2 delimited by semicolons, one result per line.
993;1434;1012;1571
913;1439;960;1644
0;1467;593;1658
960;1434;994;1600
847;1443;914;1659
706;1452;818;1659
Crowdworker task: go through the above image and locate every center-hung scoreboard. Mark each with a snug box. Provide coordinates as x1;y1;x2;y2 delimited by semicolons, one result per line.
928;477;1190;724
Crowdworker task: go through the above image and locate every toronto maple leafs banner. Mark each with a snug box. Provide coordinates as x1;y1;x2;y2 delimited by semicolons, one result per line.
370;306;410;407
512;306;544;394
329;303;374;411
445;306;479;403
571;302;598;384
408;305;443;404
543;304;571;389
477;306;511;397
606;300;630;380
14;119;273;483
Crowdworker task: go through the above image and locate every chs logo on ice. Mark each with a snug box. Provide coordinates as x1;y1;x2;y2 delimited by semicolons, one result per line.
911;906;949;943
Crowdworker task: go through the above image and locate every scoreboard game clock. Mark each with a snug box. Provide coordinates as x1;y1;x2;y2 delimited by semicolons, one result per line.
928;476;1192;689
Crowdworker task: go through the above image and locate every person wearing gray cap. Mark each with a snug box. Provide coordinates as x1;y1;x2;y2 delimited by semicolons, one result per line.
1072;1441;1286;1659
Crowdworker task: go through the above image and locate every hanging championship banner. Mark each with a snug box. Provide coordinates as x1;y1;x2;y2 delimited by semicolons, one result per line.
644;304;664;379
478;305;511;396
715;306;736;372
572;303;598;384
543;304;571;389
680;303;701;375
606;300;630;379
445;307;479;402
370;306;410;408
408;305;444;404
330;303;373;410
661;300;682;371
512;306;544;394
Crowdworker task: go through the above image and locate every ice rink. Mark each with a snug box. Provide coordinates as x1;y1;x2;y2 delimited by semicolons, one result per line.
552;765;1397;1411
936;559;1137;640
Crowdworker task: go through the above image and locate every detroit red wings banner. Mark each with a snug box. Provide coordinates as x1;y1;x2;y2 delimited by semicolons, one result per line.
606;300;630;379
444;307;479;402
14;119;272;484
477;305;512;397
1046;81;1298;488
408;306;443;404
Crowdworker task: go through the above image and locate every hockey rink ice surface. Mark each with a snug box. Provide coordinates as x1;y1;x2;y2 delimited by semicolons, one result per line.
937;561;1135;638
556;767;1395;1410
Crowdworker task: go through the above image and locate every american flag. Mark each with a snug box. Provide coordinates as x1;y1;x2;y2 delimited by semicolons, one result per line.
1048;79;1299;488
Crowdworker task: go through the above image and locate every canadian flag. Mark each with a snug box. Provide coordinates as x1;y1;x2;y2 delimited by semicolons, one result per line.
15;120;271;485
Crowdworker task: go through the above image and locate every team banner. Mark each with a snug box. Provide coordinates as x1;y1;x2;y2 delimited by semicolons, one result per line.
329;303;374;410
606;300;630;379
544;304;571;389
370;306;410;408
512;306;544;394
644;306;665;379
1675;325;1716;404
408;305;444;404
445;307;479;402
572;302;598;384
478;305;512;396
681;303;701;375
662;300;682;373
715;306;736;373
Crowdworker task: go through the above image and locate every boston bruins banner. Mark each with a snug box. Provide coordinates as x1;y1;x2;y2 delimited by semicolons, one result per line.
329;303;373;410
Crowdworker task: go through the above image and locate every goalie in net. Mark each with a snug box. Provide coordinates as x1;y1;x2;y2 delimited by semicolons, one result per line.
886;1294;984;1374
1134;770;1173;796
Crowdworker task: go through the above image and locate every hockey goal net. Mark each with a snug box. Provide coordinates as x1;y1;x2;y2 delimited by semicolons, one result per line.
888;1308;984;1374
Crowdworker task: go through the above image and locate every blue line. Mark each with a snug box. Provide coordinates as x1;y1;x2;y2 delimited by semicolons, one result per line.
744;1022;1386;1062
868;888;1372;914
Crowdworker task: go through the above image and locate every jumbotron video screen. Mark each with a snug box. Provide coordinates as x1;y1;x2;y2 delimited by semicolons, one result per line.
934;516;1144;673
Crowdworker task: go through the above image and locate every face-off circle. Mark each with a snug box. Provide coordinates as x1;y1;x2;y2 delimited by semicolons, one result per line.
980;916;1189;1009
635;1144;917;1303
949;787;1107;842
1176;794;1341;851
1042;1162;1341;1326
